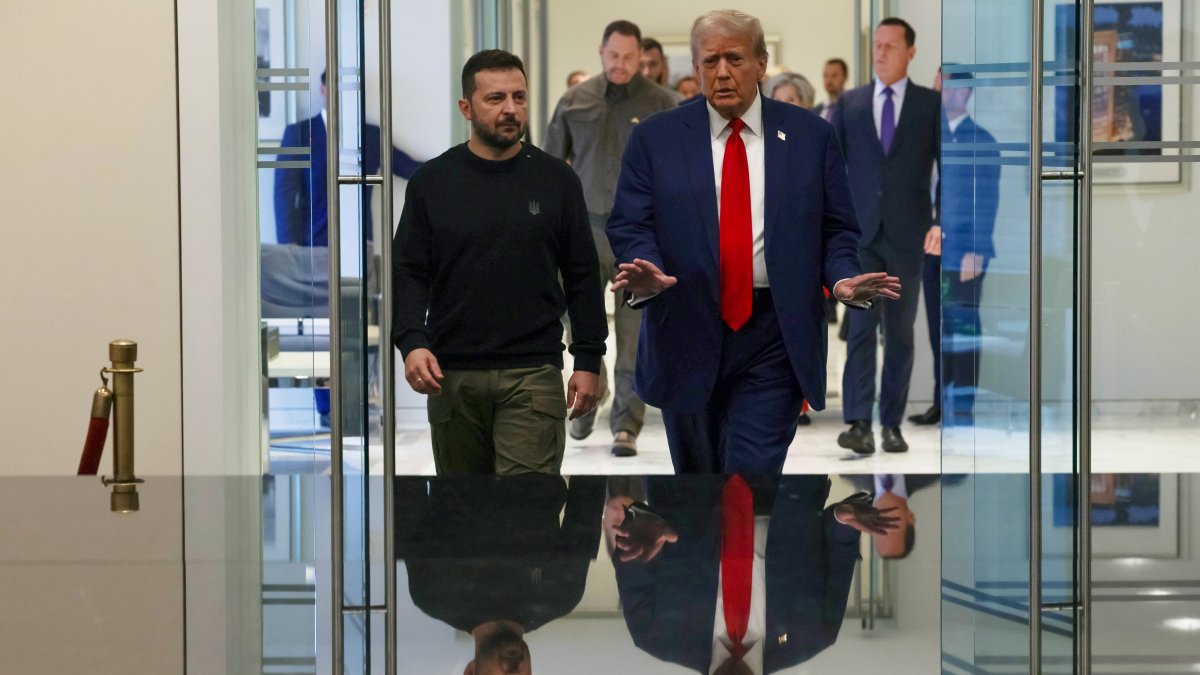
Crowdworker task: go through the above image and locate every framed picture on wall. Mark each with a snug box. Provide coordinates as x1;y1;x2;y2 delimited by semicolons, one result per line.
256;0;289;141
1052;473;1180;557
1051;0;1183;184
656;34;783;89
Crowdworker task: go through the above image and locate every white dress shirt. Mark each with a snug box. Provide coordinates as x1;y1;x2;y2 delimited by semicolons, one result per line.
875;473;908;499
872;77;910;140
710;515;770;674
708;94;769;287
947;111;968;135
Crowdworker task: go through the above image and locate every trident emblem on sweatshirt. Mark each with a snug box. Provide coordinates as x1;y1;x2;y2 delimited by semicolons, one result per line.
528;200;540;215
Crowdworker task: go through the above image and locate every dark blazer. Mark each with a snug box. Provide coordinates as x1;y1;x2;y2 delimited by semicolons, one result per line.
832;81;940;275
395;475;604;634
940;115;1000;269
606;95;863;413
613;475;860;673
274;114;422;247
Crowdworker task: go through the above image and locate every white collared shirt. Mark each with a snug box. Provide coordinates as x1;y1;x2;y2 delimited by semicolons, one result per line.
947;112;969;135
708;94;769;287
710;515;770;675
875;474;909;499
873;77;910;140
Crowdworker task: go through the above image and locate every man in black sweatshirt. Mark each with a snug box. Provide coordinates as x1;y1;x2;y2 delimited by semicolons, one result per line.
392;50;607;475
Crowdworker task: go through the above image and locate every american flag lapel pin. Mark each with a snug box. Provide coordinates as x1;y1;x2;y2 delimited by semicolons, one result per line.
777;130;787;141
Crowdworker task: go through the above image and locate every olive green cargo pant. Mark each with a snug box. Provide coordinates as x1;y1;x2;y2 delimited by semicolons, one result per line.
427;364;567;475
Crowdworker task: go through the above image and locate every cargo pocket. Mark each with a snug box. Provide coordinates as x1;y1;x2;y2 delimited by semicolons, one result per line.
530;394;568;468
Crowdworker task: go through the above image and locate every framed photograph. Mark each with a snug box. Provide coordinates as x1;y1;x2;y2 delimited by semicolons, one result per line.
1051;473;1179;557
656;34;783;88
256;0;289;141
1051;0;1182;184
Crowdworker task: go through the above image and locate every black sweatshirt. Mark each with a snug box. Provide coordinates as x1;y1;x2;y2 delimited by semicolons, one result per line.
392;142;606;373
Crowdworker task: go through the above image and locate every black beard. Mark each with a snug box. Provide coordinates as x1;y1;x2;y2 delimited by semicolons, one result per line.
476;625;529;671
472;117;524;152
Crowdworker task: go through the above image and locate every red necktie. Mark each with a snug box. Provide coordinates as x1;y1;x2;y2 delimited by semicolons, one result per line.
720;118;753;331
721;474;754;658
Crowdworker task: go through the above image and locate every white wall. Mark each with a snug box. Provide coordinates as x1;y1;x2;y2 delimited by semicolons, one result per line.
544;1;858;115
0;0;186;670
0;0;182;476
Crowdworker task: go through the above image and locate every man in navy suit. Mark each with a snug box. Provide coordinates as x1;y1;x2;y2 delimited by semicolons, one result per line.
832;18;941;455
605;474;898;673
273;70;422;246
606;10;900;474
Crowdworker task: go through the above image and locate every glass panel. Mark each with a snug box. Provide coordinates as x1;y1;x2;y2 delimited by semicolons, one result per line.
1085;0;1200;668
255;0;378;668
941;0;1080;670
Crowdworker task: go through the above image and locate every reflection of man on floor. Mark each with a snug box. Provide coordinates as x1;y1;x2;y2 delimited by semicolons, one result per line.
396;475;605;674
604;475;898;674
273;70;422;247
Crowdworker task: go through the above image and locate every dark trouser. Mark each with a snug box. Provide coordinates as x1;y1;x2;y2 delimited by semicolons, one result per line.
943;269;985;424
575;211;646;436
427;364;567;475
662;294;805;474
921;253;942;405
843;248;923;428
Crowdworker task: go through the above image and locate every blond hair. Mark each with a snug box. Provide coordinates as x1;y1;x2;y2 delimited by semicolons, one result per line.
690;10;768;62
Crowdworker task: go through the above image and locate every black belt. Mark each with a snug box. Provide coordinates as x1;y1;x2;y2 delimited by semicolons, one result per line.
751;288;773;314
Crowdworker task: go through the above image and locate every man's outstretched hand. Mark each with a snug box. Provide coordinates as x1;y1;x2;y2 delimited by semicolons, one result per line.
610;258;678;298
834;272;902;305
834;492;901;536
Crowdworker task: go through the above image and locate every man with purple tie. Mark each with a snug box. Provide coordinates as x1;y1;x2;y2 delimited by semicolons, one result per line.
832;18;940;455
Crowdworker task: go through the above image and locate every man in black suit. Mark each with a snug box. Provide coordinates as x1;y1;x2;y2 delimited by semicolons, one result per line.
395;474;605;674
605;475;897;674
832;17;941;455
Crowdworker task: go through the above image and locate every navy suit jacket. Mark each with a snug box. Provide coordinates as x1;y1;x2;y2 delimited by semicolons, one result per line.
832;81;940;275
606;96;862;413
274;114;422;246
940;115;1000;269
613;475;860;673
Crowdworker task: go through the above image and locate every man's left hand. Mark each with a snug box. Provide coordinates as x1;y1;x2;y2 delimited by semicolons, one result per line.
924;225;943;256
960;253;984;282
566;371;600;420
834;272;902;304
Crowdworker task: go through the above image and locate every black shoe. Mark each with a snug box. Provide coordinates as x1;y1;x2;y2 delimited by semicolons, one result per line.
882;426;909;453
838;421;875;454
907;405;941;426
797;412;812;426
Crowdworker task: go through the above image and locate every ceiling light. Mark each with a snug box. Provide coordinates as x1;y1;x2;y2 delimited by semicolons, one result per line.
1143;589;1173;596
1163;618;1200;632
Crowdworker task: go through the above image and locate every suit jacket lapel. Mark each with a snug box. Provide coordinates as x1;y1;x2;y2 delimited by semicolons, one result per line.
680;101;720;267
761;97;787;250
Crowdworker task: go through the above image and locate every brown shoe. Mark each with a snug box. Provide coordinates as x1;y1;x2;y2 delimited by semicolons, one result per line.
611;431;638;457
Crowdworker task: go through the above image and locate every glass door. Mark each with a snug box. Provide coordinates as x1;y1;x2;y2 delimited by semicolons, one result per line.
254;0;390;671
939;0;1088;672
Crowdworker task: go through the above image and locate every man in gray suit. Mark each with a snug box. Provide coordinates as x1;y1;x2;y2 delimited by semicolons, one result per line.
832;17;940;455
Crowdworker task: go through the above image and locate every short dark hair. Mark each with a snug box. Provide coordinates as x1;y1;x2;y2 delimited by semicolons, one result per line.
825;58;849;76
321;69;326;85
878;17;916;47
602;20;642;46
461;49;526;99
641;37;664;54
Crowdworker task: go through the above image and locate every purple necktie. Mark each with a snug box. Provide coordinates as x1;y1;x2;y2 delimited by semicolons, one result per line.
880;86;895;155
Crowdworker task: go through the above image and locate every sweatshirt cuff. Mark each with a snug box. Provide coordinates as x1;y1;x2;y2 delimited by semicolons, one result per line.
397;332;429;360
572;353;602;374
